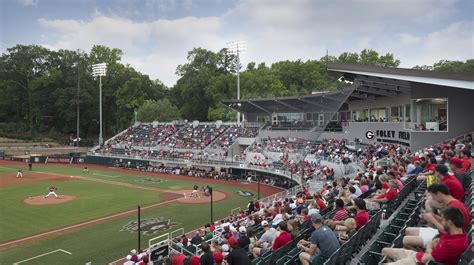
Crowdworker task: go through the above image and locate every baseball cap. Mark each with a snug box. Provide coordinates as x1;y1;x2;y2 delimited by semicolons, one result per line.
261;220;269;226
190;256;200;265
130;249;137;255
126;255;132;261
228;237;238;248
213;251;224;262
311;213;323;223
239;226;247;233
450;158;463;169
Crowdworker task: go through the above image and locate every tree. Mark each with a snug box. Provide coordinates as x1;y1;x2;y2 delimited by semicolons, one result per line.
136;99;180;122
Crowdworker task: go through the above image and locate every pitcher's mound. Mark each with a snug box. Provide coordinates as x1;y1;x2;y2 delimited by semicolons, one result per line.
24;195;76;205
174;189;227;204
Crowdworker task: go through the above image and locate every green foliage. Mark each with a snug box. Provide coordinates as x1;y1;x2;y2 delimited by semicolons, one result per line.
136;99;180;122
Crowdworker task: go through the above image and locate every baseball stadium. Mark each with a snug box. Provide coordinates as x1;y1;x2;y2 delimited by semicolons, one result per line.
1;1;473;265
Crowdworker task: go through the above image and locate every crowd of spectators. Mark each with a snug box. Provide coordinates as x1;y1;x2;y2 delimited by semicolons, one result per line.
117;131;472;265
160;124;229;149
210;126;260;150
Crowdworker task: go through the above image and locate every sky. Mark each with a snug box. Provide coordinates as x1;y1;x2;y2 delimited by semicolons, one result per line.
1;0;473;86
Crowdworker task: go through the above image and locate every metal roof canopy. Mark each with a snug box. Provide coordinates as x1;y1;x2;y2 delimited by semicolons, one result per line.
222;87;355;115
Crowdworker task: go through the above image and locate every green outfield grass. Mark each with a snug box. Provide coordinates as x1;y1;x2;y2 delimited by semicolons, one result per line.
0;164;258;264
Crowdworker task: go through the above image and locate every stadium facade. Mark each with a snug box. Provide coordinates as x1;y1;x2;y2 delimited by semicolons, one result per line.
223;63;474;151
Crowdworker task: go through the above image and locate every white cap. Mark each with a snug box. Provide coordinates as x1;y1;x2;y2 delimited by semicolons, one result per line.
222;244;230;252
126;255;132;261
239;226;247;233
130;249;137;255
364;172;370;177
261;220;269;226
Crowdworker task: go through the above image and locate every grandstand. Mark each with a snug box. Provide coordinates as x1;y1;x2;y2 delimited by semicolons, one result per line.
84;64;473;265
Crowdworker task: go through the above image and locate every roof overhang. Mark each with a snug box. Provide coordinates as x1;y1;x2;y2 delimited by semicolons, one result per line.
328;63;474;90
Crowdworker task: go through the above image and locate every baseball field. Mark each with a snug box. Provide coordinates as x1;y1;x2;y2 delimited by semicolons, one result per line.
0;161;281;264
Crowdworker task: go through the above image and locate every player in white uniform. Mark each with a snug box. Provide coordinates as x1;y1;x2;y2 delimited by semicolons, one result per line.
16;169;23;178
44;186;59;198
191;185;200;198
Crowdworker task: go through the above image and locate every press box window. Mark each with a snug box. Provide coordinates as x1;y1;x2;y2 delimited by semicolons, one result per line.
410;98;448;132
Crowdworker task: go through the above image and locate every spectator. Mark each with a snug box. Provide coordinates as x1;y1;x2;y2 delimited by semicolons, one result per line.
250;220;277;258
272;221;292;251
449;158;471;192
190;231;203;245
298;213;340;265
213;251;224;265
382;207;468;265
331;199;349;223
403;183;470;249
437;164;464;201
199;242;214;265
459;149;471;172
353;198;369;229
226;236;252;265
237;226;250;248
365;180;399;210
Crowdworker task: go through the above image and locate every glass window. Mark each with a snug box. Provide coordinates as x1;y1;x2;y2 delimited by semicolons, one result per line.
410;98;448;131
370;108;388;122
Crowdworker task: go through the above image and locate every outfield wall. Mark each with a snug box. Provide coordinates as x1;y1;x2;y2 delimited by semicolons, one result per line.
85;154;302;188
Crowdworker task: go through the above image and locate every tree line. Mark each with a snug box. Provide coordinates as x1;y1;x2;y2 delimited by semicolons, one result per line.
0;44;472;144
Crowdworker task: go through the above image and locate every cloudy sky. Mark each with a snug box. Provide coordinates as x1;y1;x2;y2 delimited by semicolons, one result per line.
1;0;473;86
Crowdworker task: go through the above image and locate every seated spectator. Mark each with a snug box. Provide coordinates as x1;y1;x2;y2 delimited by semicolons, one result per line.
338;190;352;205
250;220;277;258
449;158;471;193
359;178;369;193
353;198;369;229
226;236;252;265
348;186;358;199
237;226;250;248
426;165;464;212
287;219;300;239
403;183;470;250
199;242;214;265
190;231;203;245
382;207;468;265
296;208;311;224
459;149;471;172
298;213;340;265
272;208;289;226
416;157;438;181
365;180;399;210
272;221;292;251
331;199;349;223
314;192;328;211
335;218;357;244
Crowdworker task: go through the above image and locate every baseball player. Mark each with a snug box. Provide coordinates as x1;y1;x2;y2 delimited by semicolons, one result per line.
16;169;23;178
191;185;200;198
44;186;59;198
83;166;89;173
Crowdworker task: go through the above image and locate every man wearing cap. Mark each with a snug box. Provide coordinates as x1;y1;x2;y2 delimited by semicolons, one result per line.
213;251;224;265
237;226;250;248
298;213;340;265
226;236;251;265
249;220;277;258
459;149;471;172
449;158;471;192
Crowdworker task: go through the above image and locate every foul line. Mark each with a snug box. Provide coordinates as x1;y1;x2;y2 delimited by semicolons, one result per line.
0;197;182;250
13;249;72;264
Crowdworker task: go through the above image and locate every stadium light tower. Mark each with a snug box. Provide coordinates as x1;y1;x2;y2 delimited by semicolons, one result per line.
92;63;107;146
227;41;247;124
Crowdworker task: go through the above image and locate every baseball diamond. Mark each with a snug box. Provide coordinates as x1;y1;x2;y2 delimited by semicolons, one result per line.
1;3;473;264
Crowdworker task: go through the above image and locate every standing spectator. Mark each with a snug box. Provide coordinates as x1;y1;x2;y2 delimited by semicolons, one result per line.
298;214;340;265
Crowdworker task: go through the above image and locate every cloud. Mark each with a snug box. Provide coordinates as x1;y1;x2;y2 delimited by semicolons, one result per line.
36;0;472;86
17;0;38;6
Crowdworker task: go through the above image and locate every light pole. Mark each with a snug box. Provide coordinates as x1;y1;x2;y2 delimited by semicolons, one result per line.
227;41;247;125
92;63;107;146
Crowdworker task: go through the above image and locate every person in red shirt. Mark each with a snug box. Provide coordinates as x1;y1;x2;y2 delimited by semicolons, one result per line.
314;192;327;211
437;165;464;201
403;183;470;250
365;180;398;210
459;149;471;172
382;206;468;265
331;199;348;223
416;157;437;181
272;221;292;251
352;198;369;229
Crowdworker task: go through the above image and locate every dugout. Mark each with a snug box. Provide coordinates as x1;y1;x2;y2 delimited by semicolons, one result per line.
223;63;474;151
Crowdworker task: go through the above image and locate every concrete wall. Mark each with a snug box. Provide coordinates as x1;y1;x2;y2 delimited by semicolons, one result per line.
410;83;474;151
